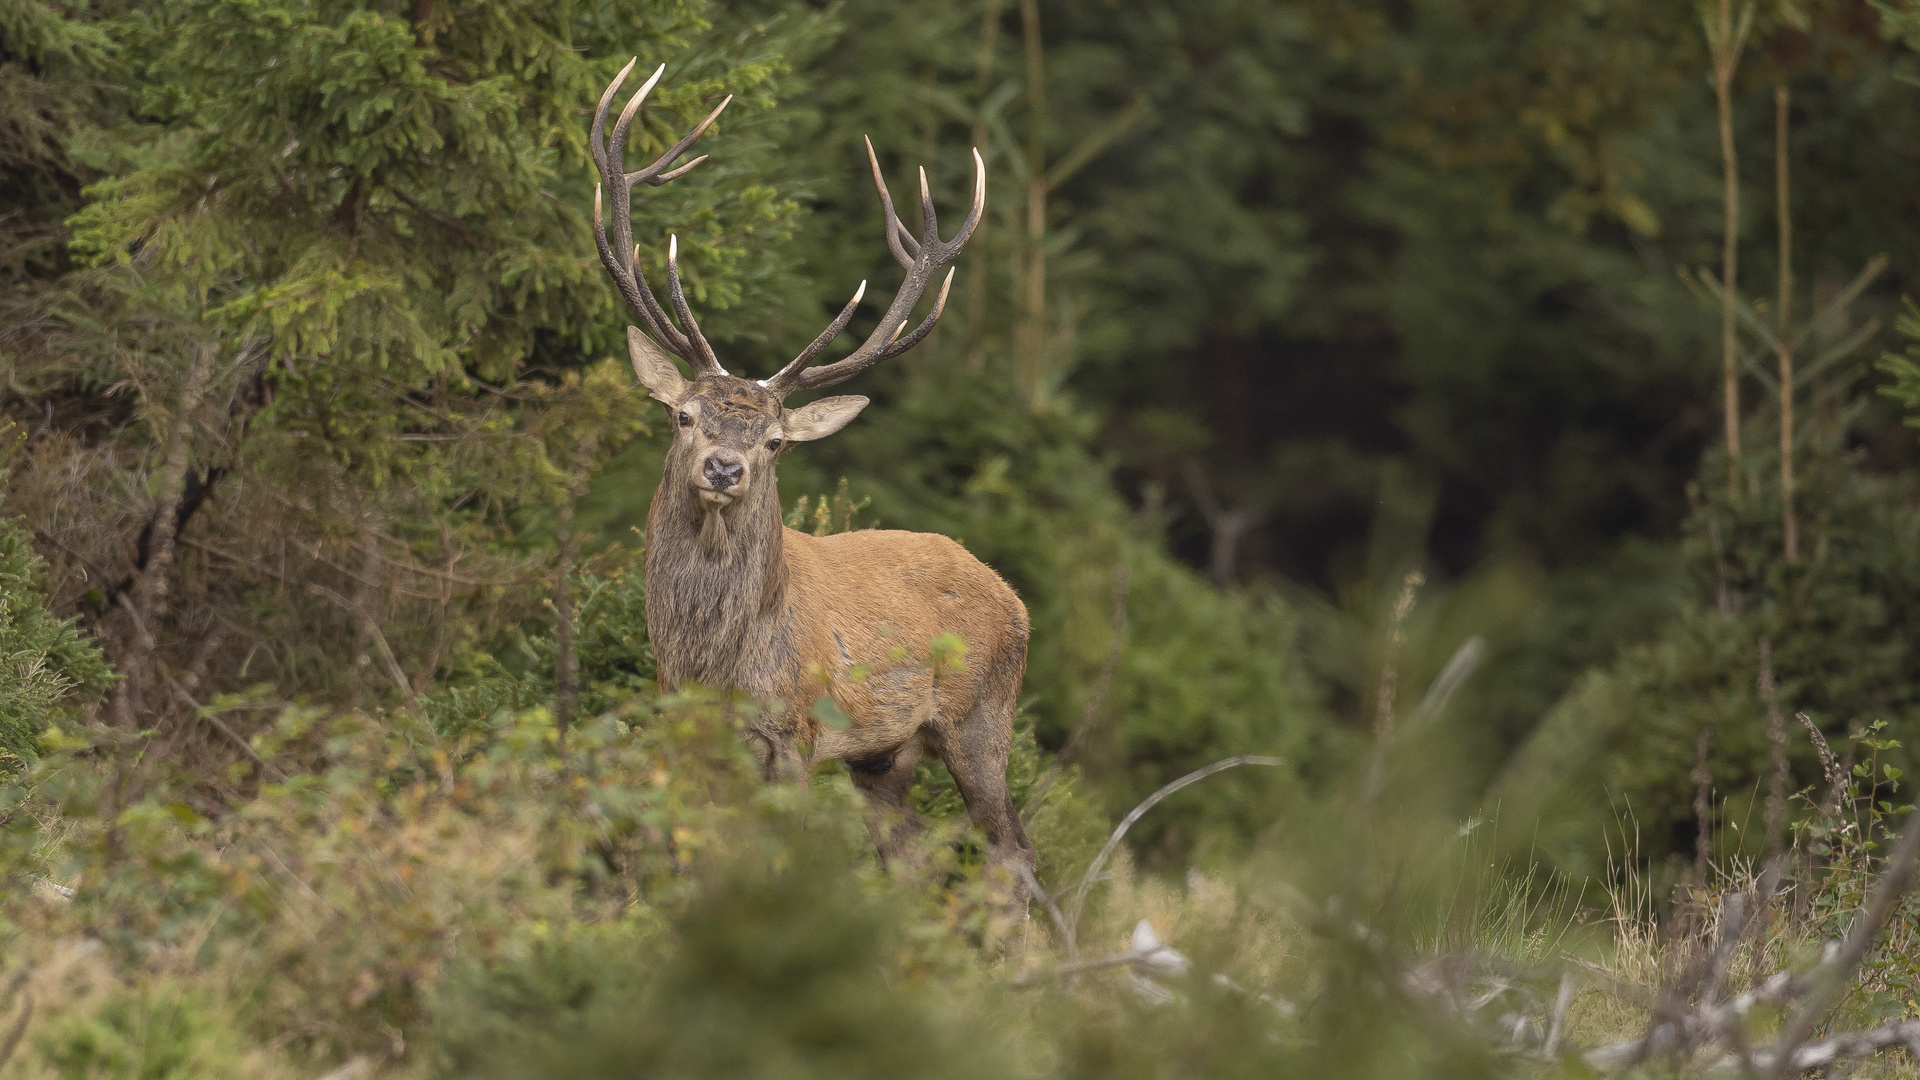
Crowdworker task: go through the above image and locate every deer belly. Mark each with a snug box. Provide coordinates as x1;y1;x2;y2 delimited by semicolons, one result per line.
810;665;939;762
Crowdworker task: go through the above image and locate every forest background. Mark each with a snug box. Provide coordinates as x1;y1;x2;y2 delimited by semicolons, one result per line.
7;0;1920;1053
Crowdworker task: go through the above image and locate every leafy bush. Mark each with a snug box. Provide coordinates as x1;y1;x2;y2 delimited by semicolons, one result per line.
33;986;252;1080
0;444;112;776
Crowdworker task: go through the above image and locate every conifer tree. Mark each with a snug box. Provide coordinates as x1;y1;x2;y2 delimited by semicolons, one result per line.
6;0;821;736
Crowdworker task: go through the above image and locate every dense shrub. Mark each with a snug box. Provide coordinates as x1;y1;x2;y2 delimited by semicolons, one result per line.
0;448;112;776
1506;429;1920;872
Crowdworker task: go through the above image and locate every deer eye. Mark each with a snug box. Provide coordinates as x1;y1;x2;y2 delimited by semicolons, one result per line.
766;437;783;451
677;411;692;428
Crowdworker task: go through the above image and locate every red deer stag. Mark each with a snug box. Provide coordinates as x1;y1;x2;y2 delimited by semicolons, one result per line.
589;60;1035;897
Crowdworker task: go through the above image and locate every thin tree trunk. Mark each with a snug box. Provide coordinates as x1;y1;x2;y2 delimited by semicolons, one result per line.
553;495;578;742
1776;85;1798;563
350;522;382;710
410;0;433;46
1018;0;1047;408
110;340;218;727
1693;728;1714;890
1711;0;1745;492
1184;461;1268;587
1759;638;1789;859
964;0;1004;374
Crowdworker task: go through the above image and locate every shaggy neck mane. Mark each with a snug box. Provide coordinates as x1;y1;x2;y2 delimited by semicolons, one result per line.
644;466;788;689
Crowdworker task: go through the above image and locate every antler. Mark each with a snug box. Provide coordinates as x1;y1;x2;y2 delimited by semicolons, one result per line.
590;59;733;376
762;137;986;397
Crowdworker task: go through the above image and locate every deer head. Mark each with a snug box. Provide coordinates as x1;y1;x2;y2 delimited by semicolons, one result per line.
590;60;984;512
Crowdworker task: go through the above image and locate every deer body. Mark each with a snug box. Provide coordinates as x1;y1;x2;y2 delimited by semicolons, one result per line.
589;61;1034;891
635;362;1034;877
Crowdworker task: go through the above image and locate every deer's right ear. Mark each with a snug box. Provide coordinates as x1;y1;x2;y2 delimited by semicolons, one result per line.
627;326;690;405
782;395;869;442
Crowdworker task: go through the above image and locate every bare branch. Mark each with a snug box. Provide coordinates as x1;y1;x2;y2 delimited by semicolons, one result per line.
1768;804;1920;1076
1065;755;1287;946
1014;864;1077;961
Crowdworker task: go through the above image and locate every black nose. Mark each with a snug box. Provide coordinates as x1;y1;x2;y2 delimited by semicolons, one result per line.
703;456;744;489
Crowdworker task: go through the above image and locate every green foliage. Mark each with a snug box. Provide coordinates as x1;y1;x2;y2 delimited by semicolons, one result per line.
34;987;248;1080
1878;298;1920;430
442;825;1027;1080
0;456;111;774
3;694;779;1057
0;697;1564;1079
0;0;112;283
1510;430;1920;870
425;560;653;739
784;477;873;536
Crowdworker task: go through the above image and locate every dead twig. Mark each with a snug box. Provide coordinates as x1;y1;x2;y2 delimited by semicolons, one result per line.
1543;972;1576;1057
1015;864;1077;961
1767;803;1920;1076
1013;919;1189;989
168;677;287;782
1064;755;1286;948
1584;968;1810;1069
1704;891;1759;1008
1747;1019;1920;1073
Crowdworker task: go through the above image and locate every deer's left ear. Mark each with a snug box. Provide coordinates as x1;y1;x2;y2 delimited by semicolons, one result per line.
782;396;869;443
627;326;690;405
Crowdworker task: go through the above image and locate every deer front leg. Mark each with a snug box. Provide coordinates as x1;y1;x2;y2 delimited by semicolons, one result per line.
846;736;927;872
747;702;808;783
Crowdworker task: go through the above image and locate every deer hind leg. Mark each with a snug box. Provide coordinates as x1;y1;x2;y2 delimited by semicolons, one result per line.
937;685;1036;913
847;734;925;871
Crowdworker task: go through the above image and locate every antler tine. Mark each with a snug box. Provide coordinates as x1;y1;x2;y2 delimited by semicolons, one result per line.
594;62;653;328
918;166;939;244
761;281;867;390
955;147;987;249
865;136;920;269
588;61;730;375
633;96;733;187
655;154;709;184
608;63;667;173
666;235;722;373
768;143;983;397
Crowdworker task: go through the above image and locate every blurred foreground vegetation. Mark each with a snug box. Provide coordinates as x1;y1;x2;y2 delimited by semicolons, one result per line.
10;0;1920;1074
